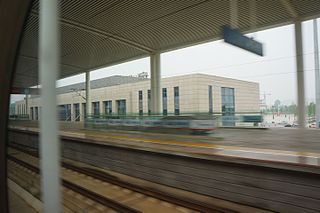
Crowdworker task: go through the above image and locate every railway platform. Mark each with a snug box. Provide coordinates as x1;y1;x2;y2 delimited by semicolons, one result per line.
7;122;320;212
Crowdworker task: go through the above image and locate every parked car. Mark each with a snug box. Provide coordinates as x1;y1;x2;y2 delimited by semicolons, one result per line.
309;122;316;128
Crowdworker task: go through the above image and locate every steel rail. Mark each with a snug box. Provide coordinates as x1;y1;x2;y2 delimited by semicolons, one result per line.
7;154;141;213
8;142;230;213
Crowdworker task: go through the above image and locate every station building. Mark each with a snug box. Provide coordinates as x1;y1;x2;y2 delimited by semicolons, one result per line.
14;73;260;122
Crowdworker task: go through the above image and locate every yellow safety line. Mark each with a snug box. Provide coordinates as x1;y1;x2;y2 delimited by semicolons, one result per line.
12;126;320;158
64;130;320;158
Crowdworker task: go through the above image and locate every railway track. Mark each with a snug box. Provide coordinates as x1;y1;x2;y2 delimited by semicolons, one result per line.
9;128;320;213
8;154;140;213
8;143;230;213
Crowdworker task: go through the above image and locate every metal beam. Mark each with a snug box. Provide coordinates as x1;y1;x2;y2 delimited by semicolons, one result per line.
280;0;298;19
230;0;238;28
30;10;154;53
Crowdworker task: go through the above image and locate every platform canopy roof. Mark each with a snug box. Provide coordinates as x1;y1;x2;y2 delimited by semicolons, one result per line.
13;0;320;88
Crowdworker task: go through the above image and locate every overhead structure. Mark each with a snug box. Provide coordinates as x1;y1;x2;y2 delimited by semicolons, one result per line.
13;0;320;88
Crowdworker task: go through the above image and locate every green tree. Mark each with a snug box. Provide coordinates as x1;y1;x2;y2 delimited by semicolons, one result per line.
307;102;316;116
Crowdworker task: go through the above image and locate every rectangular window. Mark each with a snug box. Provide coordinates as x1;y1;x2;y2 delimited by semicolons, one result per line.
138;90;143;115
104;100;112;115
35;107;38;120
221;87;235;126
30;107;34;120
92;102;100;116
162;88;167;115
82;103;86;119
148;89;151;115
209;85;213;113
58;105;66;121
116;99;126;115
74;103;80;121
174;86;180;115
66;104;71;121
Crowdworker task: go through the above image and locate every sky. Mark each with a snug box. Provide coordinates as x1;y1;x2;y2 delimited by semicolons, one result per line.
12;19;320;106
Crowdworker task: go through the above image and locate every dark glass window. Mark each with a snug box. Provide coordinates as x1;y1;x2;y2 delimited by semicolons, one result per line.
209;85;213;113
82;103;86;119
58;105;70;121
148;90;151;115
138;90;143;115
174;86;179;115
104;100;112;115
162;88;167;115
92;102;100;116
30;107;34;120
66;104;71;121
35;107;38;120
74;103;80;121
117;99;126;115
221;87;235;126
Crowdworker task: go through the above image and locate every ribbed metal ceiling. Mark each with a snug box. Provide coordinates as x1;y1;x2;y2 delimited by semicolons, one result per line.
13;0;320;88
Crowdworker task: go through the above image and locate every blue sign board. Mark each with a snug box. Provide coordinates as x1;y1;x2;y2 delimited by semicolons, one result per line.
222;25;263;56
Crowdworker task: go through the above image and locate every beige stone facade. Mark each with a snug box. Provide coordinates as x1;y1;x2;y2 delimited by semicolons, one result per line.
15;74;260;121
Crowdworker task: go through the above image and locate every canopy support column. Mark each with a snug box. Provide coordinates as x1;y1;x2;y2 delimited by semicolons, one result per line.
295;20;306;128
86;72;91;118
150;53;161;115
314;19;320;128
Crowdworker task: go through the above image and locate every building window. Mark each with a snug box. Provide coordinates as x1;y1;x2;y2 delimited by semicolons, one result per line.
116;99;126;115
104;100;112;115
221;87;235;126
30;107;34;120
174;86;180;115
66;104;71;121
148;89;151;115
92;102;100;116
58;105;66;121
74;103;80;121
35;107;38;120
209;85;213;113
162;88;167;115
138;90;143;115
58;104;71;121
82;103;86;119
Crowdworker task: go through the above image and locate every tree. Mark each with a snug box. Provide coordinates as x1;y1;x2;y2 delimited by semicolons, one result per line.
307;102;316;116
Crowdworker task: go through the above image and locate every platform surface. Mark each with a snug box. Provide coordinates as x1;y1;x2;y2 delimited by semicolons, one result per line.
9;121;320;171
9;189;37;213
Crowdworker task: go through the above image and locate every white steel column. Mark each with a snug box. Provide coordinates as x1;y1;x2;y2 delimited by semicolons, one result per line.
39;0;61;212
86;72;91;117
150;53;161;114
314;19;320;128
295;21;306;128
